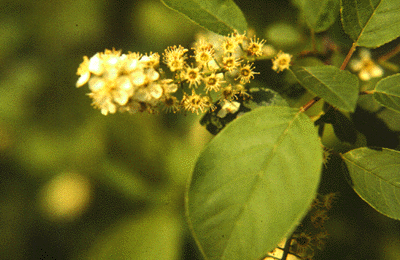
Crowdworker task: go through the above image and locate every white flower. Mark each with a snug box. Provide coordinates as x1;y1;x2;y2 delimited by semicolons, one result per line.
272;51;292;73
88;53;105;75
76;56;91;88
217;100;241;118
349;49;383;81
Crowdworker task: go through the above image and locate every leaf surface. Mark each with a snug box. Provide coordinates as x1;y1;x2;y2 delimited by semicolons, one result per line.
161;0;247;35
341;0;400;47
298;0;340;32
342;147;400;220
99;159;151;201
187;106;323;260
374;73;400;113
291;66;359;112
85;209;182;260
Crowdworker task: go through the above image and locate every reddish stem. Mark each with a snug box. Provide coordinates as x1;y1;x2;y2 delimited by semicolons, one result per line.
378;44;400;63
311;29;316;52
340;43;357;70
359;90;375;95
300;97;321;112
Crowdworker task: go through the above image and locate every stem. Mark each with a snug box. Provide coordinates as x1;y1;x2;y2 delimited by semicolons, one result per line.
311;29;316;52
378;43;400;63
340;42;357;70
359;90;375;95
281;237;293;260
300;97;321;112
245;55;270;62
206;91;215;105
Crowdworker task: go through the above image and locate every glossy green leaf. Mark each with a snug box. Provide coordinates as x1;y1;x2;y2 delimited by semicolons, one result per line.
297;0;340;32
342;147;400;220
160;0;247;35
187;106;323;260
85;208;182;260
341;0;400;48
291;66;359;112
374;73;400;113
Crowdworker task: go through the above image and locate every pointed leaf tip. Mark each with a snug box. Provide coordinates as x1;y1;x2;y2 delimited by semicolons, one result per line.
161;0;247;35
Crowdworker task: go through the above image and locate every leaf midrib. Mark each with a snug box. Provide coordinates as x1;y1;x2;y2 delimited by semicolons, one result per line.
355;0;384;45
345;155;400;217
221;110;302;259
295;67;353;110
344;156;400;188
161;0;239;33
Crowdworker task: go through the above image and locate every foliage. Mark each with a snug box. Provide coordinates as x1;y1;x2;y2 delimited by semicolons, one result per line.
153;0;400;258
187;106;322;260
3;0;400;260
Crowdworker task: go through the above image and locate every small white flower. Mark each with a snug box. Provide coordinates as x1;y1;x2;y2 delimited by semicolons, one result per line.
349;49;383;81
149;83;163;99
88;77;105;92
88;53;104;75
76;71;90;88
217;100;241;118
147;69;160;81
160;79;178;94
130;71;147;86
272;51;292;73
76;56;91;88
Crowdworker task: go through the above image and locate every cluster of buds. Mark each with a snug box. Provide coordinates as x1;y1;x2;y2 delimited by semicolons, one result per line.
265;193;338;260
76;31;292;116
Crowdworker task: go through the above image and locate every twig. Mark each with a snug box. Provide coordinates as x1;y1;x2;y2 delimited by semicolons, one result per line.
340;42;357;70
281;237;293;260
300;97;321;112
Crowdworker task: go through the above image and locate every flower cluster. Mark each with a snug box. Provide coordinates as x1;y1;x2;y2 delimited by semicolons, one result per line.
76;32;291;116
76;49;177;115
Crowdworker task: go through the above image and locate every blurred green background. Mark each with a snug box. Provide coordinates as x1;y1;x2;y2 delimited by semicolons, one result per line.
1;0;400;259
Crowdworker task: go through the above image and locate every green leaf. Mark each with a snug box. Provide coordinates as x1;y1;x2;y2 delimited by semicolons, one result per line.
342;147;400;220
297;0;340;32
84;208;182;260
290;66;359;112
341;0;400;48
373;73;400;113
160;0;247;35
187;106;323;260
265;23;302;48
316;108;358;144
99;159;152;201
